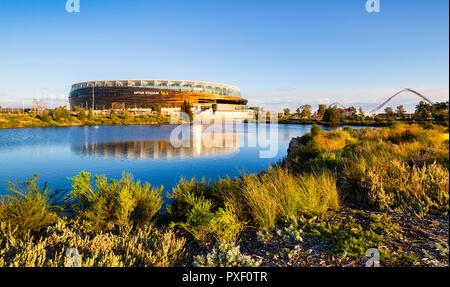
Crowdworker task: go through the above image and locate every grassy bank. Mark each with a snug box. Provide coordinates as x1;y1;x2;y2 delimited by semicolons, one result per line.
0;108;170;129
0;123;448;267
278;117;449;128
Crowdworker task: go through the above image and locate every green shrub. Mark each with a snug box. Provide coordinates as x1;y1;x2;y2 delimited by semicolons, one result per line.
343;126;354;133
68;172;163;232
167;177;210;221
209;203;246;246
170;193;215;244
311;124;322;135
209;176;247;220
169;179;246;245
0;175;61;238
39;110;52;122
49;106;71;122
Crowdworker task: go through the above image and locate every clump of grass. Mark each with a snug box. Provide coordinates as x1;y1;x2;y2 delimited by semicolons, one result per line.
0;175;61;238
295;172;340;217
241;173;279;230
242;167;339;230
68;171;163;232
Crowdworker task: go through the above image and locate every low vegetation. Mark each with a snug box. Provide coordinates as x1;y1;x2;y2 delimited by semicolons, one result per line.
0;123;448;266
0;107;170;129
292;123;449;217
0;221;186;267
68;172;163;232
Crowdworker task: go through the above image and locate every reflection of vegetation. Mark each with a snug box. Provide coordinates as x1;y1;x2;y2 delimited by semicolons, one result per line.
0;123;448;266
0;106;170;129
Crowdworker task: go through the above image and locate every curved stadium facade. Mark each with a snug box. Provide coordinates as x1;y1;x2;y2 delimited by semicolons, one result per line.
69;80;247;111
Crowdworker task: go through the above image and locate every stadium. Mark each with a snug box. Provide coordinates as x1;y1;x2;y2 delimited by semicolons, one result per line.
69;80;248;112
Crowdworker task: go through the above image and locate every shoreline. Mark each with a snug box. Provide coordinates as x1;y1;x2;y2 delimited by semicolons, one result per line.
1;119;440;130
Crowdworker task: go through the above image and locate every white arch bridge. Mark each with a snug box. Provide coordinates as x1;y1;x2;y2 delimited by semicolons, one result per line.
328;88;434;116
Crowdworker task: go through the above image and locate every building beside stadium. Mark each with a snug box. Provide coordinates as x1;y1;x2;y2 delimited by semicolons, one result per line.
69;80;248;114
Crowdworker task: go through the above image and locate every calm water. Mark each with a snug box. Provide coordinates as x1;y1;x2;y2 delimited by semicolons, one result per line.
0;124;339;196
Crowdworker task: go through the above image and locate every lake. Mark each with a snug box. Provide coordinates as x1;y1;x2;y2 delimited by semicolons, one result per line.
0;123;344;196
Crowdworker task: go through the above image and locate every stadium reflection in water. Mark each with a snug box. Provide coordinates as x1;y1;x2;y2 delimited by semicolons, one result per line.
71;133;242;160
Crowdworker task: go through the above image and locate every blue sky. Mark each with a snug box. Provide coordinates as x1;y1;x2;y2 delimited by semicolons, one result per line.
0;0;448;111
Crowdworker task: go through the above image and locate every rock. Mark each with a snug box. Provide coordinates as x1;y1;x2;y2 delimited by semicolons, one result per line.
284;136;303;168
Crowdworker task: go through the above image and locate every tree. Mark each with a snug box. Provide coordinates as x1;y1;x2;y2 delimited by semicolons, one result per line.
300;105;312;118
283;108;290;117
359;107;365;116
323;106;342;125
396;105;406;119
317;104;327;117
39;110;51;122
415;101;432;120
384;107;396;120
75;106;86;121
432;102;449;122
49;106;70;122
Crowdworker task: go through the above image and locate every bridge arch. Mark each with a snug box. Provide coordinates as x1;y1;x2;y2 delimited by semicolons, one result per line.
329;102;347;110
369;88;434;115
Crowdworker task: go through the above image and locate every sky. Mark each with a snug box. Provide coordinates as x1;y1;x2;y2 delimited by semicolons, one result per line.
0;0;448;111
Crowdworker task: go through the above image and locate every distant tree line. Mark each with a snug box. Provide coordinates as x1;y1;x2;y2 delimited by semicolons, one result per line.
280;101;449;126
